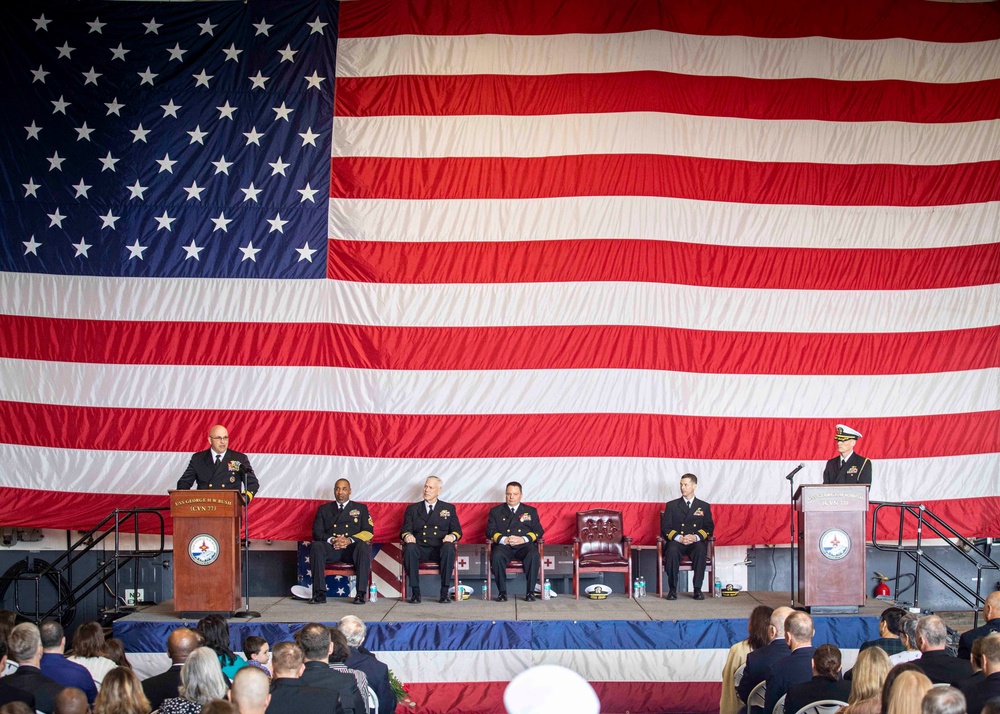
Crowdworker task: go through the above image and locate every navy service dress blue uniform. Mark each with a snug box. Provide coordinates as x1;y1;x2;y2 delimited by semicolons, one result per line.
486;503;544;599
401;500;462;602
661;497;714;597
177;449;259;498
823;424;872;485
309;500;375;603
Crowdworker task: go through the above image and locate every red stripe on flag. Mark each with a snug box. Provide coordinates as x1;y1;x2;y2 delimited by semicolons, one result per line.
4;317;999;376
330;156;1000;206
338;0;1000;42
327;239;1000;290
336;73;1000;124
2;402;998;461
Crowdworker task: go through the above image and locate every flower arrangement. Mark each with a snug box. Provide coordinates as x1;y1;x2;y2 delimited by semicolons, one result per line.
388;668;416;709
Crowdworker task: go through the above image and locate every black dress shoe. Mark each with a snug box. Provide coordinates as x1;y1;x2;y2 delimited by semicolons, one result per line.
352;595;366;605
496;593;508;602
666;590;677;600
407;592;422;604
308;594;327;604
524;592;536;602
693;590;705;600
438;593;452;603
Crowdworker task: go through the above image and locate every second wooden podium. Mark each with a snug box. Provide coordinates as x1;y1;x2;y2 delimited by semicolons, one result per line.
170;490;242;617
794;484;869;613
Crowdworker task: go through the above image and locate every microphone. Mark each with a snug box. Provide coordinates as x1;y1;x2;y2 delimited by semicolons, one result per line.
785;463;805;481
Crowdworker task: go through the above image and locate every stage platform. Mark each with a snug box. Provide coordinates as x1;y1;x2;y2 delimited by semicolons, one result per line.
115;593;887;714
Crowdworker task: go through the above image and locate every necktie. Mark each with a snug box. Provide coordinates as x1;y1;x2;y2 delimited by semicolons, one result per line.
214;454;221;465
685;500;691;509
511;507;516;514
428;504;434;515
338;503;343;513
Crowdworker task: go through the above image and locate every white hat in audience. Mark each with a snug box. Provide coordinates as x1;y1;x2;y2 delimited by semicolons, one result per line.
504;664;600;714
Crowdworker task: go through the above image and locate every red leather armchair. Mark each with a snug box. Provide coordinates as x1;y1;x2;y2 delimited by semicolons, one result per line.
572;509;632;599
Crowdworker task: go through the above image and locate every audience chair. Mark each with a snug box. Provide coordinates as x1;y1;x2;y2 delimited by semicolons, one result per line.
572;509;632;599
486;539;544;598
792;701;848;714
733;663;746;689
747;681;766;712
773;694;786;714
655;510;716;597
399;550;462;602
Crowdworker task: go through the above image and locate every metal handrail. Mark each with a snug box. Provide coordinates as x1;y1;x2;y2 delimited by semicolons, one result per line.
6;507;168;624
871;501;999;625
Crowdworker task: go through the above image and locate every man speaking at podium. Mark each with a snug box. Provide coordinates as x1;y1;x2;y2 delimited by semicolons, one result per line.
177;425;259;498
823;424;872;485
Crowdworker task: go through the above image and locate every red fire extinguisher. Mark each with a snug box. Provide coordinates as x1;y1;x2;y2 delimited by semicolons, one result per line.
874;572;891;598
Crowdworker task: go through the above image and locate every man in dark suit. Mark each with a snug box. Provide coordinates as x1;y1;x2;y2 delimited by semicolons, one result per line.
823;424;872;485
38;620;96;704
5;623;63;714
268;641;343;714
307;479;375;605
177;424;260;497
142;627;200;710
401;476;462;604
737;606;794;709
0;640;35;710
914;615;973;684
295;623;365;714
846;606;907;680
966;633;1000;714
958;590;1000;660
764;611;816;714
339;616;396;714
486;481;545;602
660;473;714;600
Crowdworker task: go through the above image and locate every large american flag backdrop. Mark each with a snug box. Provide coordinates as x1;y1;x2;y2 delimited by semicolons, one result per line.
1;0;999;551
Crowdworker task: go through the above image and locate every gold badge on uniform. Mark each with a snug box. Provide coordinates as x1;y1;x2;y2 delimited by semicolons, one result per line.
439;509;450;518
847;466;858;474
693;508;704;516
230;476;235;483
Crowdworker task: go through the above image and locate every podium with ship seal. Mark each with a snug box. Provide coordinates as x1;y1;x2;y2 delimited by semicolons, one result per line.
794;484;869;613
170;490;242;617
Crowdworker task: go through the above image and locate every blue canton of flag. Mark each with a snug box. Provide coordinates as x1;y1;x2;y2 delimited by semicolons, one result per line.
0;0;334;278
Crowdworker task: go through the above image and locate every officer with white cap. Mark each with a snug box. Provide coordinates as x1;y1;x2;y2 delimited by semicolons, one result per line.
823;424;872;484
504;664;600;714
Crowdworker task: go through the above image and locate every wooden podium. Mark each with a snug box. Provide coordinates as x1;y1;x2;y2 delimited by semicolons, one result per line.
170;490;242;617
794;484;868;613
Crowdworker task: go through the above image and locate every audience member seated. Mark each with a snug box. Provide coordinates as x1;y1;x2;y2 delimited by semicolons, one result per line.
920;685;965;714
39;621;98;704
953;635;987;704
198;617;246;681
93;667;150;714
53;687;89;714
142;628;200;711
879;663;924;714
846;607;906;680
67;623;117;690
913;616;973;684
327;630;371;713
241;638;270;679
966;633;1000;714
889;614;922;666
721;605;772;714
983;698;1000;714
958;590;1000;661
784;644;851;714
503;665;599;714
294;624;365;714
200;701;238;714
5;622;65;714
836;646;890;714
102;640;132;670
0;611;20;677
266;641;342;714
0;638;35;710
885;669;931;714
160;647;229;714
229;668;269;714
0;702;34;714
339;616;395;714
737;606;793;710
764;611;816;714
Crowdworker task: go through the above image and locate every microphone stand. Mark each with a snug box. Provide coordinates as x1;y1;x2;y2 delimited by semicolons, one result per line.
788;470;796;608
234;468;259;618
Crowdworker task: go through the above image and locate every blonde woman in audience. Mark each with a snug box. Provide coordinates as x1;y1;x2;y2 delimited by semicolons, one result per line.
67;623;117;690
159;648;228;714
838;646;891;714
93;667;150;714
721;605;772;714
885;669;932;714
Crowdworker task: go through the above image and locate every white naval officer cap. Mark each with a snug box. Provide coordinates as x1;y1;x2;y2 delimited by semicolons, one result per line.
504;664;600;714
834;424;863;441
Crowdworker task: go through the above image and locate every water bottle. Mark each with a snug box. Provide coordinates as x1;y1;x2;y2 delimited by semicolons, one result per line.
714;578;722;598
481;581;488;600
639;576;646;598
633;577;640;598
543;578;551;600
369;582;377;603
